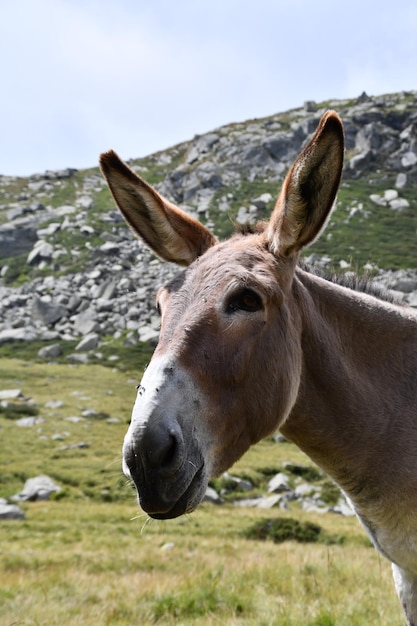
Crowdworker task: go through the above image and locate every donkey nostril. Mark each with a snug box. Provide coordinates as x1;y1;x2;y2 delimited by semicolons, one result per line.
143;424;183;473
147;433;176;469
160;433;177;468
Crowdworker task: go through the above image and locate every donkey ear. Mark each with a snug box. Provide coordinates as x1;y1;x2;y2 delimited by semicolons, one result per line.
266;110;344;258
99;151;217;266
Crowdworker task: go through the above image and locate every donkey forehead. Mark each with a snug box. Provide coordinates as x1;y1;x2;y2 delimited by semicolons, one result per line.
160;235;281;302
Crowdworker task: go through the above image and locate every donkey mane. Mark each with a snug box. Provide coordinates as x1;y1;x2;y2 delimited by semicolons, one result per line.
301;261;403;305
234;221;267;236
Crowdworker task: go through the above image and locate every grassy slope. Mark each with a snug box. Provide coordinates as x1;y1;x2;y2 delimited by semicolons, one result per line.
0;359;404;625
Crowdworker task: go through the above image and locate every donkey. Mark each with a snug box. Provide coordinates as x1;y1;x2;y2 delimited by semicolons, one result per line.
100;111;417;624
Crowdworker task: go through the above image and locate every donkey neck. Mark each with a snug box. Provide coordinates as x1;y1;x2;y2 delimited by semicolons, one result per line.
281;268;417;503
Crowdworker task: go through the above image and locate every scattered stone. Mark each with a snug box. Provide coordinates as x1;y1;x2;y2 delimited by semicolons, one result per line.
77;195;94;210
186;133;220;164
37;222;61;237
295;483;319;498
0;502;25;520
0;328;38;342
44;399;64;409
15;416;45;427
81;408;99;418
66;353;89;364
138;326;159;344
388;277;417;293
273;433;288;443
0;389;23;400
257;494;288;509
383;189;398;202
99;241;120;254
369;190;410;212
390;197;410;211
369;193;387;206
51;433;66;440
55;205;76;216
222;472;253;492
27;240;54;264
75;333;99;352
401;151;417;167
11;475;61;502
395;172;407;188
301;499;328;514
38;344;62;359
32;297;67;326
407;292;417;307
80;224;95;236
203;486;224;505
330;499;355;517
67;294;82;312
267;472;291;493
56;442;89;451
0;222;38;259
236;205;258;225
93;280;117;300
72;307;99;335
251;192;273;209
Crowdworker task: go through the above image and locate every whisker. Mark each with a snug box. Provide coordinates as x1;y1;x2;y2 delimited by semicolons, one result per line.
140;516;154;535
103;457;121;470
130;511;148;522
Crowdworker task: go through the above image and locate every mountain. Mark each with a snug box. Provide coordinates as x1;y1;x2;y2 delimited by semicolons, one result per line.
0;90;416;361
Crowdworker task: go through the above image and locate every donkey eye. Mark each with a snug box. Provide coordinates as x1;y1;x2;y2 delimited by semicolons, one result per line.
226;288;263;313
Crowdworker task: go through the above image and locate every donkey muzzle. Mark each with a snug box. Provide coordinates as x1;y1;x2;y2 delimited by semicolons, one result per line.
122;356;209;518
123;422;205;519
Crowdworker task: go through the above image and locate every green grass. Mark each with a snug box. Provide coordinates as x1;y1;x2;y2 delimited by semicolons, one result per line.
307;179;417;270
0;357;405;625
0;334;154;372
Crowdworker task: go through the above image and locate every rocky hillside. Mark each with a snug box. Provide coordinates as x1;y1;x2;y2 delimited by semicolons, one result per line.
0;90;416;363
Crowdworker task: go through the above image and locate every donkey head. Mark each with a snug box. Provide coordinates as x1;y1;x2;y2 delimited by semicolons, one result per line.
100;111;344;519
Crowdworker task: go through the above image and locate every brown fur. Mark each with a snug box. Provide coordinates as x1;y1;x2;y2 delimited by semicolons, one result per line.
100;111;417;625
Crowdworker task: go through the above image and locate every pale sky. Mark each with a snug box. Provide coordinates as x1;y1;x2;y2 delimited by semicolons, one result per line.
1;0;416;176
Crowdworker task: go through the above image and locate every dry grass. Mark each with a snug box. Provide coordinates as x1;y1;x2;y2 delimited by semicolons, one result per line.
1;502;403;625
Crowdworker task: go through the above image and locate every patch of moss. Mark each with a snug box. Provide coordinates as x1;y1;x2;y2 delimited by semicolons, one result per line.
245;517;322;543
245;517;345;545
0;402;39;419
283;463;323;482
320;480;342;506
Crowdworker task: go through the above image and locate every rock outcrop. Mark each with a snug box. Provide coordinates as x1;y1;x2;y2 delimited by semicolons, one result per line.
0;91;416;355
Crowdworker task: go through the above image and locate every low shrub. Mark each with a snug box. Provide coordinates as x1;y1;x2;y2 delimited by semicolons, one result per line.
244;517;345;546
